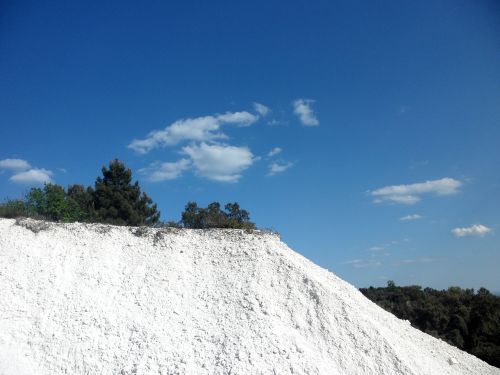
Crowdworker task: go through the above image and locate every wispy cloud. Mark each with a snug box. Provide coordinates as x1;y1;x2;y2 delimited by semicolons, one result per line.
253;102;270;117
139;159;191;182
368;238;409;252
342;259;382;268
399;214;423;221
128;110;259;154
0;158;31;171
293;99;319;126
451;224;491;238
268;161;294;176
10;168;53;184
267;147;282;158
370;178;462;205
182;143;255;183
393;257;437;266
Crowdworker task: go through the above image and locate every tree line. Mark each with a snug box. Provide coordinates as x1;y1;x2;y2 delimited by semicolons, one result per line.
360;281;500;368
0;159;255;229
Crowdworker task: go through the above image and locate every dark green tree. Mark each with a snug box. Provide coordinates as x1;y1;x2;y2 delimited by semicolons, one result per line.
67;184;95;221
92;159;160;226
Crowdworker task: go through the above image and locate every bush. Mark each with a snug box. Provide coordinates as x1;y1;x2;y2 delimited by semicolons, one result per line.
0;199;27;218
25;184;87;222
180;201;255;229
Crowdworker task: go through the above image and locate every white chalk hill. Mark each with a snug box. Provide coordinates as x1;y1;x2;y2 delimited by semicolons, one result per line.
0;218;498;375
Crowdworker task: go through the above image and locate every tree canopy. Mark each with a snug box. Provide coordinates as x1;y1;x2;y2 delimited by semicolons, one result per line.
360;282;500;368
0;159;160;226
181;201;255;229
93;159;160;226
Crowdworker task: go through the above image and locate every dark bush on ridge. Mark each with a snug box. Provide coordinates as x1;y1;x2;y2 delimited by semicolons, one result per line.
181;201;255;229
0;199;27;218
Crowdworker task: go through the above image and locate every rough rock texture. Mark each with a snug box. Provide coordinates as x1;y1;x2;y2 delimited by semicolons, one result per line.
0;218;498;375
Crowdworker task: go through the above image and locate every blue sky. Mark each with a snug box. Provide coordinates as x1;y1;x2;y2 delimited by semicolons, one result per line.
1;1;499;290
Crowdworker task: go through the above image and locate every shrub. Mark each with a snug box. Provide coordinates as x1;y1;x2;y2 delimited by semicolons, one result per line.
180;201;256;229
0;199;27;218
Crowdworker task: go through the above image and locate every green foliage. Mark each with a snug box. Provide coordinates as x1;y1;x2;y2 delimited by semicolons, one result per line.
0;199;27;218
25;183;87;222
67;184;95;221
0;160;160;226
92;159;160;226
181;201;256;229
360;283;500;368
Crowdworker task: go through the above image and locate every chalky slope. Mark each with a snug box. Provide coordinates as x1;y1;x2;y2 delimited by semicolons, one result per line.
0;219;498;374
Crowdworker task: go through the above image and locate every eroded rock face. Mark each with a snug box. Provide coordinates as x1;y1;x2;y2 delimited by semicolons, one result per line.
0;218;498;375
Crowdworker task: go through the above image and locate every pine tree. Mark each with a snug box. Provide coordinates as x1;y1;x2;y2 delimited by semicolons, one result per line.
93;159;160;226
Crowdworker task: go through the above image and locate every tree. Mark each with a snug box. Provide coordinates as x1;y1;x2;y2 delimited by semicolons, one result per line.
67;184;95;221
92;159;160;226
25;183;87;222
180;201;255;229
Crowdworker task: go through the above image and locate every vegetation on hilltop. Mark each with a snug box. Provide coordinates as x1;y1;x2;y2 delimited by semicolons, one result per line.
0;159;255;229
0;159;159;226
360;282;500;368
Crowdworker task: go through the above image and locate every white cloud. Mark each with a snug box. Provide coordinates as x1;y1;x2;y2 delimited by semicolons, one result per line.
399;214;423;221
451;224;491;238
10;168;52;184
293;99;319;126
370;177;462;205
268;161;294;176
128;110;258;154
0;158;31;171
216;111;259;127
267;147;282;158
253;102;270;117
139;159;191;182
342;259;382;268
182;143;255;183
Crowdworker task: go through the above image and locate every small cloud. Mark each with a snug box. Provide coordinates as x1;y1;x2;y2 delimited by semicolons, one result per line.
267;147;282;158
128;110;258;154
10;168;53;184
216;111;259;127
58;168;67;173
253;102;270;117
370;177;462;205
0;158;31;171
182;142;255;183
293;99;319;126
451;224;491;238
369;246;385;252
267;119;284;127
342;259;382;268
139;159;191;182
399;214;423;221
268;161;294;176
